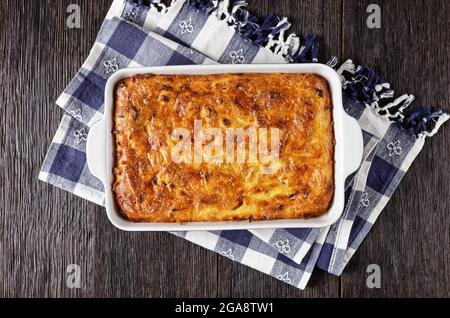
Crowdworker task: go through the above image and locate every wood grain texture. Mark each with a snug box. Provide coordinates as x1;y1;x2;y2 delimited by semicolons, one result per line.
0;0;108;297
0;0;448;298
340;0;450;298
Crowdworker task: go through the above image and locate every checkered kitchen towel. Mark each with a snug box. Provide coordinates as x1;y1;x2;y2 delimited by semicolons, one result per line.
39;0;448;289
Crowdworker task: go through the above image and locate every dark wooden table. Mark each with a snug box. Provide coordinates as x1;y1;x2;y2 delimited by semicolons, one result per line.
1;0;449;298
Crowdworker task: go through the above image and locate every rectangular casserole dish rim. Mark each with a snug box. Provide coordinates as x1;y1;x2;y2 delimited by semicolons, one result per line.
87;63;363;231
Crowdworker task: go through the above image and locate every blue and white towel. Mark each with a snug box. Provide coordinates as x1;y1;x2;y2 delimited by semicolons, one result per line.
39;0;448;289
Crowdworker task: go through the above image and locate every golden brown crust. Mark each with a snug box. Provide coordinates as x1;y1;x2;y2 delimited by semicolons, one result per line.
113;73;334;222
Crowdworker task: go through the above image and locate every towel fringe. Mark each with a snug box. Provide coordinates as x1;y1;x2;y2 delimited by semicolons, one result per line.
126;0;172;14
421;113;450;138
337;59;409;119
288;34;319;63
337;59;448;137
185;0;318;62
402;107;450;138
150;0;169;12
127;0;319;62
326;56;339;68
374;94;415;121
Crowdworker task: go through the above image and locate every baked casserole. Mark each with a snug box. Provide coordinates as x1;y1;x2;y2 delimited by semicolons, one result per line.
113;73;334;222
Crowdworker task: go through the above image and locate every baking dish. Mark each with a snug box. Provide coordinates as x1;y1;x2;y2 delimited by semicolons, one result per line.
87;64;363;231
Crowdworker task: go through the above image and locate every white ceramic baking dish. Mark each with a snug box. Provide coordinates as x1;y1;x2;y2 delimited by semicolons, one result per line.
87;64;363;231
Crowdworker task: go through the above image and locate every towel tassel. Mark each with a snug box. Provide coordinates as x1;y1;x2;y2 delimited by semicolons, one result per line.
186;0;318;62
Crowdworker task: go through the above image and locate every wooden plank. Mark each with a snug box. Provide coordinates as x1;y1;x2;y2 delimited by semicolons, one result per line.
340;0;450;297
0;0;111;297
214;0;342;297
94;222;218;297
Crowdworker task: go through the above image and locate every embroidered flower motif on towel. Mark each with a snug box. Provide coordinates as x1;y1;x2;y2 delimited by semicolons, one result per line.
104;58;119;75
276;272;291;283
179;19;194;34
68;109;83;121
74;128;88;144
220;249;235;260
124;5;138;23
359;192;370;208
229;49;245;64
387;140;402;157
275;239;291;254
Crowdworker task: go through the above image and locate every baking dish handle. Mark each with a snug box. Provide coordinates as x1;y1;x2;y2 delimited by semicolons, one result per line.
342;114;364;177
86;117;106;185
